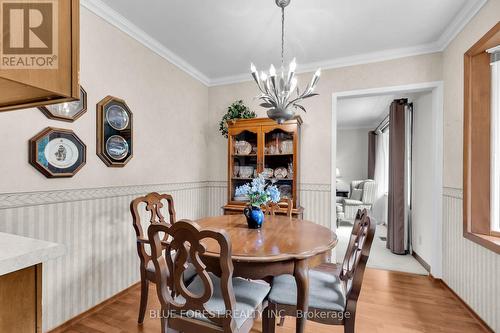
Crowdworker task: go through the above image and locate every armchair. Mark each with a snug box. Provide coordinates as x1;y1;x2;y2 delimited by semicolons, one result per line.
338;180;377;223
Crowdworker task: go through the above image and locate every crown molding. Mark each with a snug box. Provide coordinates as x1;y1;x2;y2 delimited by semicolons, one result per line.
435;0;488;51
81;0;487;88
209;42;442;86
80;0;211;86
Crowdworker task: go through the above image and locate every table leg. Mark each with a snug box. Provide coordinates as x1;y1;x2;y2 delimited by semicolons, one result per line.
294;259;309;333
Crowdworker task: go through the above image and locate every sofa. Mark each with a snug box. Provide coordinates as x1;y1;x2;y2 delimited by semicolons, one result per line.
337;180;377;224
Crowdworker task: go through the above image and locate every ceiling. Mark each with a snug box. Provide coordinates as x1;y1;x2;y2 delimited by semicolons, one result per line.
84;0;486;85
337;92;429;129
337;95;395;129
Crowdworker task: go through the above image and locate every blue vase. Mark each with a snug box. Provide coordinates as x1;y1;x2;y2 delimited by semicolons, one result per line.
243;206;264;229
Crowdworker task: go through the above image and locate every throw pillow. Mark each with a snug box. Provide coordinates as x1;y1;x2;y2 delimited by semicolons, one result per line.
351;188;363;201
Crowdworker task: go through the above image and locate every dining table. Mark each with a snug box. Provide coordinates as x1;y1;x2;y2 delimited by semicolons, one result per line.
195;214;338;333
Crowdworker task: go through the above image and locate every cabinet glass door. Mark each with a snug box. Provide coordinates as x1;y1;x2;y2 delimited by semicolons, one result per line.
263;127;295;204
229;128;260;203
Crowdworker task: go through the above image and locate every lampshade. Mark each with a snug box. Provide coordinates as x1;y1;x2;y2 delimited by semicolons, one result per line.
336;168;342;178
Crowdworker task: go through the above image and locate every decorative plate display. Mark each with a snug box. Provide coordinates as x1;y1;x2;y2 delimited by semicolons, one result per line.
38;86;87;122
274;167;288;179
29;127;86;178
106;135;129;160
235;140;252;155
97;96;133;167
106;105;130;130
263;168;274;178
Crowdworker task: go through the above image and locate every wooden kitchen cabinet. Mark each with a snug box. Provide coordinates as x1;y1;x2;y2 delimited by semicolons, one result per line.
0;264;42;333
0;0;80;112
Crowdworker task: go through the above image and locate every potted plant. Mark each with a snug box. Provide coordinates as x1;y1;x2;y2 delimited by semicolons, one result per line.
219;100;256;138
235;174;281;229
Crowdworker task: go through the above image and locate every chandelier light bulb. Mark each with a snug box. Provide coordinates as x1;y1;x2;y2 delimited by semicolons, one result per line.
269;64;276;77
251;63;257;74
289;58;297;72
249;0;320;123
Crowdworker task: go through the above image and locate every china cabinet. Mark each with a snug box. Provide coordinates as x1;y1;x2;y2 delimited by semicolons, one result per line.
223;117;304;218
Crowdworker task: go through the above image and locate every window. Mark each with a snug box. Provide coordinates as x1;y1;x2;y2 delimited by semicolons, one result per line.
463;22;500;254
490;46;500;235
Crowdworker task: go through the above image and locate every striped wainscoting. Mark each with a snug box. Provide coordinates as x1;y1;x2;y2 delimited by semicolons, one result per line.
204;182;333;228
299;183;332;229
0;182;209;331
0;181;332;331
442;187;499;332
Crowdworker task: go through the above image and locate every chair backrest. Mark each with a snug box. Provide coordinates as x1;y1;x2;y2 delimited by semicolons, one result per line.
130;192;176;272
264;197;293;217
148;220;238;332
350;180;377;205
339;209;376;314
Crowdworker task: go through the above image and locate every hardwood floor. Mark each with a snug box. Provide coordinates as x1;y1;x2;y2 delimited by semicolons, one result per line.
49;268;490;333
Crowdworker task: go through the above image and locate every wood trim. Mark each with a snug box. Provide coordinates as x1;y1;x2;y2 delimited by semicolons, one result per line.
35;264;42;333
464;232;500;254
227;116;302;127
48;282;140;333
71;0;81;99
434;278;494;333
463;22;500;251
411;251;430;272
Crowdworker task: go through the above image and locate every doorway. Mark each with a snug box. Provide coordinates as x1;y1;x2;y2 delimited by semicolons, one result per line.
331;82;443;277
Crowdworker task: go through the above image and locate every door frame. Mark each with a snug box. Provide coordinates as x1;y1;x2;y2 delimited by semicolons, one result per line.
331;81;444;278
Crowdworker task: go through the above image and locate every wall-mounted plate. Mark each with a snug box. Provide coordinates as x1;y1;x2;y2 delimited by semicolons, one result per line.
29;127;86;178
38;87;87;122
96;96;133;167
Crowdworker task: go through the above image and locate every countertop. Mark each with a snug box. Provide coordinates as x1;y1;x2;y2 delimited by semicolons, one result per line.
0;232;65;276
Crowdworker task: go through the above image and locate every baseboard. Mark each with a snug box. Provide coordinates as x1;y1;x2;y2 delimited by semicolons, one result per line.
47;281;140;333
411;251;431;272
431;277;494;333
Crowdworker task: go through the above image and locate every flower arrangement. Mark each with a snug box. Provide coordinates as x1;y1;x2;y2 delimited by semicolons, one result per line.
235;173;281;207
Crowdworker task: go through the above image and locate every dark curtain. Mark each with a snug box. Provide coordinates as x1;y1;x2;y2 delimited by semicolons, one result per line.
387;99;407;254
368;131;376;179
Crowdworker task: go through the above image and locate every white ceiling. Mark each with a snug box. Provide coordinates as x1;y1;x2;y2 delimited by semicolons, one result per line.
337;91;429;129
337;95;395;129
83;0;487;85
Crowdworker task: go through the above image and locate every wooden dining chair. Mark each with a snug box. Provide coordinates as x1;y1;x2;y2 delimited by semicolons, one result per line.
264;209;375;333
130;192;196;324
264;197;293;217
148;220;271;333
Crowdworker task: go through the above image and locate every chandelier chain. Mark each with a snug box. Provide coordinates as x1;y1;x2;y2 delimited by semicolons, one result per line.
281;6;285;68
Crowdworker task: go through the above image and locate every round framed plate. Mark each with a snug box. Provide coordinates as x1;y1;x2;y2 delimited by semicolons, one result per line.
106;105;130;130
106;135;129;160
44;137;79;169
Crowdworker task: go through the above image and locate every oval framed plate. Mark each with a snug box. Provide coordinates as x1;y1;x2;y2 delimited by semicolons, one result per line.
106;105;130;130
106;135;129;160
44;137;79;169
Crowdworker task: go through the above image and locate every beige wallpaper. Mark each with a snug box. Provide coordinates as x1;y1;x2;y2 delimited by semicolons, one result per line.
441;0;500;331
443;0;500;189
208;53;443;184
0;8;209;193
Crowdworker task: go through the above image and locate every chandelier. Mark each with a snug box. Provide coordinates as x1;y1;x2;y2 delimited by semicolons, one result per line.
250;0;321;124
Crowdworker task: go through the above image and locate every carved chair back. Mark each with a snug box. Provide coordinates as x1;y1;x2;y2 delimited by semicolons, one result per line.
130;192;176;274
264;197;293;217
339;209;375;312
148;220;238;332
